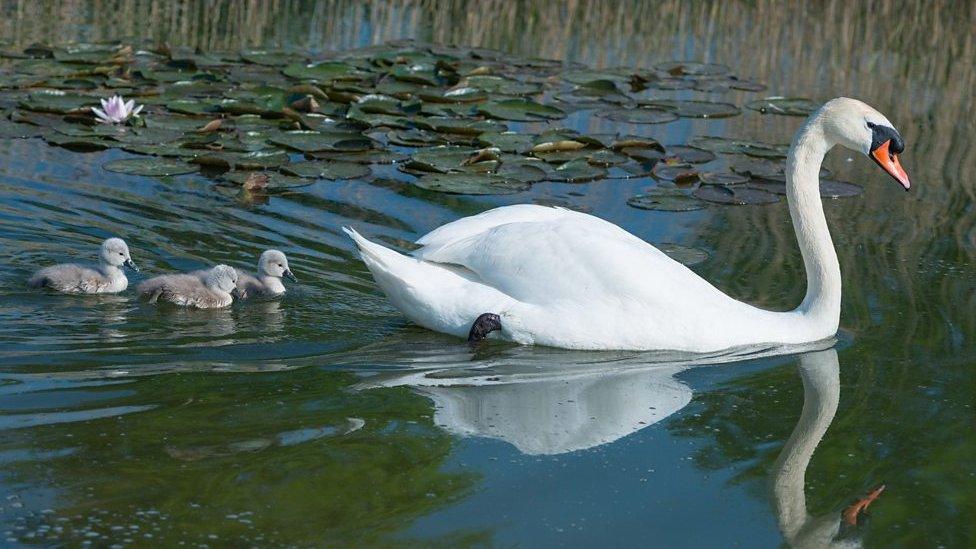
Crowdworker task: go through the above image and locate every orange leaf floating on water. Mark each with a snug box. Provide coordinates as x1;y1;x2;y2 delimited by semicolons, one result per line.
843;484;886;526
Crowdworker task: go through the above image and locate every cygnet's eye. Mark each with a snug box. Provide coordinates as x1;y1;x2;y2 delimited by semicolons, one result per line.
119;252;124;256
278;263;283;267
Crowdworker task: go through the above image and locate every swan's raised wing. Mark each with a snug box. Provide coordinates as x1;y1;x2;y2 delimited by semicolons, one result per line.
416;204;573;251
415;206;728;310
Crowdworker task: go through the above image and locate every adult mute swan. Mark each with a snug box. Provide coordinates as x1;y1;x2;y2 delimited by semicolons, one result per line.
346;98;910;351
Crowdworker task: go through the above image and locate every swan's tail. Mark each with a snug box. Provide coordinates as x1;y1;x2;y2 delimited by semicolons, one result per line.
342;227;506;338
343;227;414;279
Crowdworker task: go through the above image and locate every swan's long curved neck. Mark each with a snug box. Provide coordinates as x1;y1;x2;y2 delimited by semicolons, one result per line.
786;116;841;331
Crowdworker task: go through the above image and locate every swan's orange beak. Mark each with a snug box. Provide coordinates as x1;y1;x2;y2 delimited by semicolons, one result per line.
870;140;910;191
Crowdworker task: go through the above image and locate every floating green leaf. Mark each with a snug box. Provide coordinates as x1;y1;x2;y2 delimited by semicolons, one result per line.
642;100;740;118
103;157;200;176
596;107;678;124
413;173;528;195
191;150;289;170
221;171;312;188
281;161;372;180
478;99;565;121
283;61;367;82
698;172;750;186
655;61;729;77
692;185;779;205
269;130;373;152
746;97;820;116
664;145;715;164
553;158;608;183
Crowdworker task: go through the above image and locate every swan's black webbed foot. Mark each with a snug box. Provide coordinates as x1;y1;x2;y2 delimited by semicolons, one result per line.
467;313;502;343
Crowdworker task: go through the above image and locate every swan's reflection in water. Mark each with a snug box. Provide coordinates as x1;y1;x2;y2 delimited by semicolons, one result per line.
360;343;857;546
772;349;860;548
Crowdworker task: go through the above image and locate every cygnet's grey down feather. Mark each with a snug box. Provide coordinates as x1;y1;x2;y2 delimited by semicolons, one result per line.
28;237;138;294
193;250;296;299
138;265;238;309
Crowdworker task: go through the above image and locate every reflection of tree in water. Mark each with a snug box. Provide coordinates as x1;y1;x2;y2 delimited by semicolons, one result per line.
0;369;481;545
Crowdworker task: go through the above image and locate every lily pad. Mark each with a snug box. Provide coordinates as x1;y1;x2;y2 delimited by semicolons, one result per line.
496;158;550;183
387;128;448;147
283;61;367;82
596;107;678;124
281;161;371;180
698;172;750;186
103;157;200;177
462;75;542;95
191;150;289;170
652;163;698;182
414;116;507;135
242;50;307;67
655;62;729;77
166;98;223;115
692;185;779;205
221;171;312;188
664;145;715;164
478;99;565;121
269;130;373;152
413;173;529;195
20;92;97;113
642;100;740;118
553;158;608;183
477;131;535;153
311;149;408;164
746;97;819;116
748;178;863;198
627;189;706;212
689;135;790;158
404;146;481;173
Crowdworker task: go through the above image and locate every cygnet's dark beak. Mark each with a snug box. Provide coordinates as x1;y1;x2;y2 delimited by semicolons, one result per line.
283;269;298;282
231;286;244;299
124;258;139;272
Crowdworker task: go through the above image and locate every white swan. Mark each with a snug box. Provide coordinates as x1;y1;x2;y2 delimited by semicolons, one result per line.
346;98;911;351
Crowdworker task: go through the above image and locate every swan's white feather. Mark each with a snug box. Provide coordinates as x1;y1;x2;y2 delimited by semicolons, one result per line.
346;206;795;351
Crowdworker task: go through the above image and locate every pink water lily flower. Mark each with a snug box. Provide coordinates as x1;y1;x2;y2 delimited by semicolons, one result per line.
92;95;143;124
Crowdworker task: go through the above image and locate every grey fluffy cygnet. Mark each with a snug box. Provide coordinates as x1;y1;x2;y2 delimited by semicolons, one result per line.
138;264;239;309
28;237;138;294
236;250;297;299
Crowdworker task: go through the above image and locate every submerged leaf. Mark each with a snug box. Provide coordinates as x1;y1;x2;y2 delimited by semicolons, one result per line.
627;189;706;212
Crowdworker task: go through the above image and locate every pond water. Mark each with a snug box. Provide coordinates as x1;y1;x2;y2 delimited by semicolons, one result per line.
1;1;975;546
